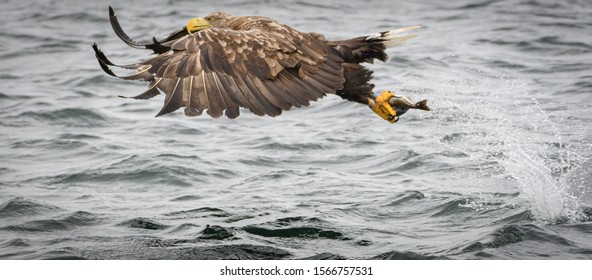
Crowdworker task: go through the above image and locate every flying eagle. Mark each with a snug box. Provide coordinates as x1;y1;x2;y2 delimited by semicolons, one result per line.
93;7;430;123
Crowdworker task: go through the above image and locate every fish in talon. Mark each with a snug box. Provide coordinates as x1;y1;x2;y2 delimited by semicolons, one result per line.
368;90;430;123
389;94;431;116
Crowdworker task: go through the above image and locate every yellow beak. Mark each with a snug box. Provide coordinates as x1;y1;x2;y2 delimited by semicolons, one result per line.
187;17;211;34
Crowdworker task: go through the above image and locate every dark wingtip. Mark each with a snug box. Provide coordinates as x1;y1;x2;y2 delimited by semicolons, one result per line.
92;43;117;77
155;106;175;117
91;42;102;54
92;42;113;65
108;6;181;54
155;102;183;117
130;87;160;100
155;105;168;117
109;6;147;50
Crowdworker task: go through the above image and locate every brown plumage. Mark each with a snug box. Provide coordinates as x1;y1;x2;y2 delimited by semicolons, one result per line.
93;7;422;119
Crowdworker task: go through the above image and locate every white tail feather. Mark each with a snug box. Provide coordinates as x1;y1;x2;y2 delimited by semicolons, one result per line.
367;25;423;48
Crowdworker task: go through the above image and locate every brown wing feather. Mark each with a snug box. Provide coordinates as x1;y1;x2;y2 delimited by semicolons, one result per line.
212;73;240;119
100;15;345;118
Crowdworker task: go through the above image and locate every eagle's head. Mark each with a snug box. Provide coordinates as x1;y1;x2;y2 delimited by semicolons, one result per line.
186;12;232;33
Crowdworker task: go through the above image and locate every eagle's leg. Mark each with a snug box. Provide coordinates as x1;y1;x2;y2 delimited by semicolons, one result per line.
336;63;387;120
336;64;430;123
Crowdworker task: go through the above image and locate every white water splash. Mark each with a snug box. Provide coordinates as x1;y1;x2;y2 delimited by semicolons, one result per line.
407;70;591;223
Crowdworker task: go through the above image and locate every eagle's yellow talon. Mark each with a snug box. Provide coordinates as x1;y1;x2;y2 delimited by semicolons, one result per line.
369;90;398;123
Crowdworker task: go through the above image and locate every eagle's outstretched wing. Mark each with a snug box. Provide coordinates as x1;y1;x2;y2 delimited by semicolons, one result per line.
93;9;345;118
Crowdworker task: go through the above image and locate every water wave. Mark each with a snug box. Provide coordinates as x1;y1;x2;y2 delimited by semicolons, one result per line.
1;211;101;232
0;198;63;218
1;0;591;260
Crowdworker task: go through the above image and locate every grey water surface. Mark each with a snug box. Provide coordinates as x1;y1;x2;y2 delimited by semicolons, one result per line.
1;0;591;259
